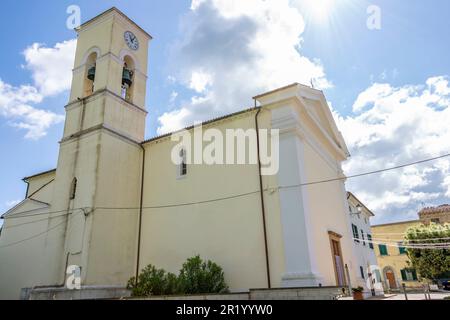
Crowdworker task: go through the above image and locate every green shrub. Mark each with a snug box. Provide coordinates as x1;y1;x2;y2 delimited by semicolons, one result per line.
178;255;229;294
127;264;179;296
127;255;229;297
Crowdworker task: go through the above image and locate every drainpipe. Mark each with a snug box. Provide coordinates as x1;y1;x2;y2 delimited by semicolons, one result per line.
254;100;271;288
135;144;146;282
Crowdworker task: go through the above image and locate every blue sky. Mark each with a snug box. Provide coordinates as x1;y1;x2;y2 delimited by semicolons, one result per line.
1;0;450;225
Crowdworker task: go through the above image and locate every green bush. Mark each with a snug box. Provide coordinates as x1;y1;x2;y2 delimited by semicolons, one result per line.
178;255;229;294
127;265;179;296
127;255;229;297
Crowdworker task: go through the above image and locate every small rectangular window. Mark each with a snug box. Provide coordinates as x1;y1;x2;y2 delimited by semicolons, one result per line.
378;244;388;256
360;266;365;279
367;234;374;249
178;148;187;178
401;269;418;281
398;242;407;255
352;224;360;243
361;229;365;246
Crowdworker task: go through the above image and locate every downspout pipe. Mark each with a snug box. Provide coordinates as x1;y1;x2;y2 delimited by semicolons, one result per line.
135;144;146;282
254;101;271;288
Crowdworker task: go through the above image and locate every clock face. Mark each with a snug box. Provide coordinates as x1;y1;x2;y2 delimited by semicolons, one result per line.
124;31;139;51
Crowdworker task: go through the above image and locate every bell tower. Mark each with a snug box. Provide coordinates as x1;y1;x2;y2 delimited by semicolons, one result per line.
48;8;152;290
64;7;151;143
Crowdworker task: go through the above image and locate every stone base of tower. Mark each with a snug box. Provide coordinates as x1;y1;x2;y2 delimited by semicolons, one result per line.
22;285;131;300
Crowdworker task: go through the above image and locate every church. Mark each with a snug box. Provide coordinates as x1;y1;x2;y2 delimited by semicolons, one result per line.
0;8;361;299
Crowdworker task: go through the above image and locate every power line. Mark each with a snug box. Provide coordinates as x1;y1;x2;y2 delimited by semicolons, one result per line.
0;216;70;249
3;153;450;216
354;238;450;249
287;152;450;187
95;190;262;211
2;212;69;230
2;207;82;220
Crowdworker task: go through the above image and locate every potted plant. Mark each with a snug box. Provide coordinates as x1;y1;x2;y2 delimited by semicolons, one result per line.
352;286;364;300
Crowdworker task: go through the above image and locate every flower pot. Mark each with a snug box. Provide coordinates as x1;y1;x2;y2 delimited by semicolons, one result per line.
353;291;364;300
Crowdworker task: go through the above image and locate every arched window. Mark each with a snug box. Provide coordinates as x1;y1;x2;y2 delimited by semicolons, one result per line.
84;52;98;97
121;56;135;102
70;177;78;200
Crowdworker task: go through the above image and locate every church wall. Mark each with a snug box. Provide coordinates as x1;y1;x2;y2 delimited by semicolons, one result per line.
302;140;359;286
0;206;64;299
83;130;142;286
139;110;285;291
26;171;55;198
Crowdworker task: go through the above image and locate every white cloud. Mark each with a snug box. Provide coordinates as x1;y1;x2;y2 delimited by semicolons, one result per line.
334;76;450;223
23;39;77;96
0;79;64;139
158;0;331;134
0;40;76;139
189;71;213;93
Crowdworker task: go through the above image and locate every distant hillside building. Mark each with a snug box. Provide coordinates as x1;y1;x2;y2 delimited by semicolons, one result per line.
372;204;450;290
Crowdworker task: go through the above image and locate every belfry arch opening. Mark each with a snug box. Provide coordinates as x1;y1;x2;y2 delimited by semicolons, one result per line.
121;55;135;103
84;52;98;97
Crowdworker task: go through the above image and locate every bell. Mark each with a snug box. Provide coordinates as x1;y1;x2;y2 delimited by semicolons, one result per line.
87;66;96;81
122;68;133;87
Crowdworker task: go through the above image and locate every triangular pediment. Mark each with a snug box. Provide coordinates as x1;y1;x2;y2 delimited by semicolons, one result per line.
1;198;50;219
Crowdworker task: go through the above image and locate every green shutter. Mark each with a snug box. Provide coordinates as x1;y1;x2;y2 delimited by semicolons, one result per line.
378;244;388;255
401;269;407;281
412;270;418;281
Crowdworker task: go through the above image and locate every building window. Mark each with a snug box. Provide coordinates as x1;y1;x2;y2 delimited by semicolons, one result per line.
374;269;382;282
361;229;366;246
378;244;388;256
360;266;365;279
431;218;440;224
69;177;77;200
178;148;187;177
401;269;418;281
398;242;407;255
352;224;360;243
367;234;374;249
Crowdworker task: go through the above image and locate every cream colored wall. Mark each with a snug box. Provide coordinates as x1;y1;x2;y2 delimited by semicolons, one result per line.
0;201;66;299
63;92;146;142
26;171;55;198
372;221;421;288
139;110;285;291
84;131;142;285
302;142;358;286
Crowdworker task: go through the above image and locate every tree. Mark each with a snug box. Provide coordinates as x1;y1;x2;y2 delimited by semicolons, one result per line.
127;265;180;296
126;256;229;297
405;223;450;281
178;255;229;294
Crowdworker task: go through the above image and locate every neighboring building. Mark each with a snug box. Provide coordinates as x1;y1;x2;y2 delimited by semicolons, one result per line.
372;205;450;290
372;220;421;290
347;192;383;298
0;7;360;299
419;204;450;225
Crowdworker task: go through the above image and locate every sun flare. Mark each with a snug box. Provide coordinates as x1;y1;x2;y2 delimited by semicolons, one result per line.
301;0;336;23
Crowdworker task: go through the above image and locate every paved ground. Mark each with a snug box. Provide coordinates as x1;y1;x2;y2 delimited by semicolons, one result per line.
379;292;450;300
340;292;450;300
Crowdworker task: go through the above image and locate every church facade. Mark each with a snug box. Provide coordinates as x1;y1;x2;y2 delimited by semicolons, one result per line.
0;8;361;299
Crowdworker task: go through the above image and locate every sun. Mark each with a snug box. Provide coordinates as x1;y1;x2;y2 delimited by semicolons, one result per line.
301;0;336;24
